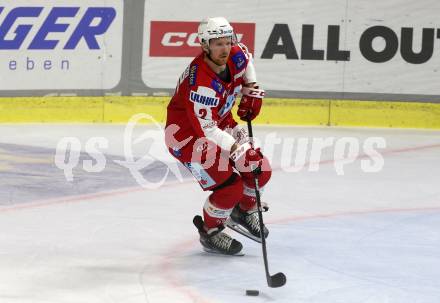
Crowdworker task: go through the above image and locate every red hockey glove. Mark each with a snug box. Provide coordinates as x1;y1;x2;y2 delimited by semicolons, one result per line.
230;143;264;174
237;86;265;121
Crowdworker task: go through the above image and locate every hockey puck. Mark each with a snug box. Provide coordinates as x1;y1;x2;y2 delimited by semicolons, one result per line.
246;289;260;296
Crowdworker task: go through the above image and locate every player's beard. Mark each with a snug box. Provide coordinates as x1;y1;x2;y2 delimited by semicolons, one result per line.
212;53;228;66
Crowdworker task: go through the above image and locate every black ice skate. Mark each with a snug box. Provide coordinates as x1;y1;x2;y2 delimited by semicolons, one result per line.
193;215;243;256
226;205;269;243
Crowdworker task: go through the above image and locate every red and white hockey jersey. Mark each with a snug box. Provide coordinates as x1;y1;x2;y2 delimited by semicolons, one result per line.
165;44;252;161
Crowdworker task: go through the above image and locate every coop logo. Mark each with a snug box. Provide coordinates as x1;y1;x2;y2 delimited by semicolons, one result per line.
0;6;117;50
149;21;255;57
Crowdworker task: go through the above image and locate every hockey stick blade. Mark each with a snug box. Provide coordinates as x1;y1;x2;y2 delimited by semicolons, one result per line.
269;272;287;288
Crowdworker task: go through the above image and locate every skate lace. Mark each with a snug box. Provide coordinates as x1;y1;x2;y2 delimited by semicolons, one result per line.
245;212;260;233
211;232;232;249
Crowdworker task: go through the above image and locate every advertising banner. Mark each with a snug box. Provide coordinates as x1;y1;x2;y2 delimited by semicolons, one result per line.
0;0;123;90
142;0;440;95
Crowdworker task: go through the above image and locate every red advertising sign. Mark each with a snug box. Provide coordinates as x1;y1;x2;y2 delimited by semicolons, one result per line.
149;21;255;57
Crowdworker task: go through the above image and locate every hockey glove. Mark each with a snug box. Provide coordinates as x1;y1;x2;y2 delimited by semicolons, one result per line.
230;143;263;174
237;87;265;121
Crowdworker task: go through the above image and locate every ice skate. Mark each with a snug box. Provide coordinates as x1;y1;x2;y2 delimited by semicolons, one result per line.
193;215;243;256
226;204;269;243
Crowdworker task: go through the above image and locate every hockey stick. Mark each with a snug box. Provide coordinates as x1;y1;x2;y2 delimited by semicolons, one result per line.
247;120;287;288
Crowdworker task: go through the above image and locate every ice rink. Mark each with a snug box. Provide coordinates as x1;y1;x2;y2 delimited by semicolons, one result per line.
1;124;439;303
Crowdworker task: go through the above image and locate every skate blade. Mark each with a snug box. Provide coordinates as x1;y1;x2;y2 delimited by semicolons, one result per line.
202;247;245;256
225;219;262;243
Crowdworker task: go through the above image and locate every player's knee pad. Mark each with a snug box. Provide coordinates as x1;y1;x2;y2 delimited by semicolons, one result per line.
209;173;244;209
203;173;244;228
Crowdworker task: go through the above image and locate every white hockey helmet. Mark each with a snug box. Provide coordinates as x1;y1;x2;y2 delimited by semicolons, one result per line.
197;17;235;45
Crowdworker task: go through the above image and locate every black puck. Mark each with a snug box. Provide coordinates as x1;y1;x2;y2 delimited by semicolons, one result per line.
246;289;260;296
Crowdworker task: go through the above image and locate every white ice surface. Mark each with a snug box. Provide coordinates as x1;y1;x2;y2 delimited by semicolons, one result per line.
1;124;440;303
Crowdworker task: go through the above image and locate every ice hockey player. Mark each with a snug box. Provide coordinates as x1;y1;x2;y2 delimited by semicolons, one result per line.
164;17;272;255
